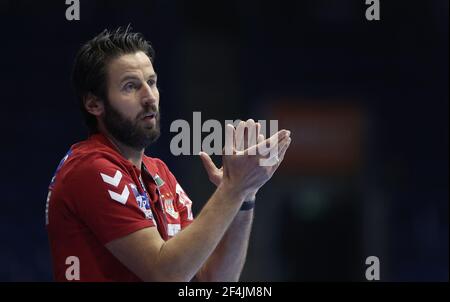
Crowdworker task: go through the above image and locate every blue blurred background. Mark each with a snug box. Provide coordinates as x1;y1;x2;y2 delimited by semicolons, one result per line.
0;0;447;281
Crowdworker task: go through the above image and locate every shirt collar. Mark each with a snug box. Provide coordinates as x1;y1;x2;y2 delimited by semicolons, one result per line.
88;133;159;177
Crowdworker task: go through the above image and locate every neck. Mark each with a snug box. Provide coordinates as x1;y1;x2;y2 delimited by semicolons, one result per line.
103;131;144;168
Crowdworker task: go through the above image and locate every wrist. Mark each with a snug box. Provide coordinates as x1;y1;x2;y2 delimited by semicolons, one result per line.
217;181;247;204
245;192;257;202
240;198;255;211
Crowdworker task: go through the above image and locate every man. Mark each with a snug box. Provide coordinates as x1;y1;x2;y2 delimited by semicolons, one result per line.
46;27;291;282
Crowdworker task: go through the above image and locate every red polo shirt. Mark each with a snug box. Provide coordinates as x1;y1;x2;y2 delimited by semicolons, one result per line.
46;134;194;281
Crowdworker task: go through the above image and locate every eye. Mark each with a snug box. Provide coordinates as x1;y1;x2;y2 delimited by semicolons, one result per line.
147;79;156;86
123;82;136;92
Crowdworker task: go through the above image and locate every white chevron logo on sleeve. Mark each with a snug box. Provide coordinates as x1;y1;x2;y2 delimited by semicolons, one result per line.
100;170;122;187
107;186;130;205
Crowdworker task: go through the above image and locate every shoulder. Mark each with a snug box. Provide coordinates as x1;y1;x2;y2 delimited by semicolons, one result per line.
58;145;131;191
143;156;173;175
144;155;167;167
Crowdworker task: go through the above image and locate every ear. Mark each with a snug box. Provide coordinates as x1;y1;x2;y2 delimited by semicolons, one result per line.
84;93;104;117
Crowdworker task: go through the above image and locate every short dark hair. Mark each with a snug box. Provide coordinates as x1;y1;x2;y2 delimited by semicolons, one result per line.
72;26;155;133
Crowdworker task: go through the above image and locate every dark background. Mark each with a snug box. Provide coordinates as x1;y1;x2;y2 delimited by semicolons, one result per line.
0;0;447;281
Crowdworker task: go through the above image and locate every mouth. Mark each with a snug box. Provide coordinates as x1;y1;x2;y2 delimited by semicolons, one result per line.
142;112;157;120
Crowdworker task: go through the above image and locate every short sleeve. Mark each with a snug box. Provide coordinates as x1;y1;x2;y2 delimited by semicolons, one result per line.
159;163;194;229
67;158;157;245
175;182;194;229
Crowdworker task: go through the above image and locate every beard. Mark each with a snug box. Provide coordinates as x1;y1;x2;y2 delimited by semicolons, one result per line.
103;100;161;151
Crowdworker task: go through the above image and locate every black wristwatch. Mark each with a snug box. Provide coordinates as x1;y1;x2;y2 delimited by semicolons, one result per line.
240;199;255;211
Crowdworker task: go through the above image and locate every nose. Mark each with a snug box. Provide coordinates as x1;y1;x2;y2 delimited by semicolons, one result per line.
141;82;158;106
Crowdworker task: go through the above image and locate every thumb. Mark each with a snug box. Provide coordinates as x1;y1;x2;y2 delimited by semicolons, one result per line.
199;152;218;177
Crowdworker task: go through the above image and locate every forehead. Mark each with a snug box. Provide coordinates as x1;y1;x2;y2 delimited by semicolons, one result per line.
107;51;155;79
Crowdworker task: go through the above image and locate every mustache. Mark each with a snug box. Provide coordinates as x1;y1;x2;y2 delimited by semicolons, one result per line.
138;104;159;119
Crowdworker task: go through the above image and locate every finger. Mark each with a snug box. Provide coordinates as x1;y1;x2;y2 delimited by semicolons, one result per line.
257;133;265;144
256;131;290;167
247;119;257;150
199;151;219;176
224;124;236;155
265;136;289;163
250;129;290;156
277;137;291;162
253;123;262;147
235;121;246;152
268;138;291;175
256;122;261;139
243;121;249;150
244;119;257;155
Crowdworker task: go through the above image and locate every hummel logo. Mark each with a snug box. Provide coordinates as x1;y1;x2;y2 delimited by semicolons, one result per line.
100;170;122;187
100;170;129;204
107;186;130;205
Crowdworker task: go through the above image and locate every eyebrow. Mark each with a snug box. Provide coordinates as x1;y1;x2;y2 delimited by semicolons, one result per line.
120;73;157;83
